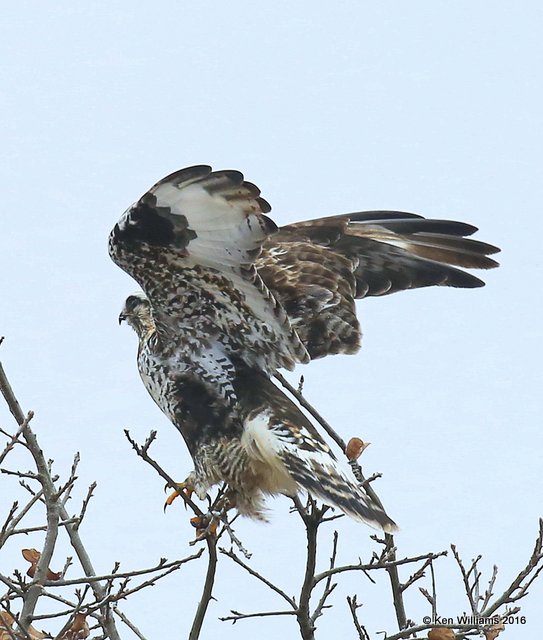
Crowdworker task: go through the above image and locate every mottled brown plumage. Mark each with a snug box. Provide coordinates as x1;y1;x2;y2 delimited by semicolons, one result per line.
109;165;498;529
119;293;397;530
258;211;499;358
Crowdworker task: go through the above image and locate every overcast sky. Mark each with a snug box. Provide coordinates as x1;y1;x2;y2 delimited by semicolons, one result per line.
1;2;542;638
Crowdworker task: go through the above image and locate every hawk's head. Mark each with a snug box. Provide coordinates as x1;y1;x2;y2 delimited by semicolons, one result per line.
118;292;154;338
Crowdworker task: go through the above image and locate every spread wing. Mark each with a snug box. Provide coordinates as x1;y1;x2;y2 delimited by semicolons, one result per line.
109;165;309;372
257;211;500;358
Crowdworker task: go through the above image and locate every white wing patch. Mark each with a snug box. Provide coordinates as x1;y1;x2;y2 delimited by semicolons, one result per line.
151;180;270;268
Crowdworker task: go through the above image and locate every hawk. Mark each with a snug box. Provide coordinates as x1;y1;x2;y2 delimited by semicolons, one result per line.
109;166;499;531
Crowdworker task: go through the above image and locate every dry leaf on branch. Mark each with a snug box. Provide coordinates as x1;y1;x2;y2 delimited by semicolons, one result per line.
1;614;48;640
60;613;90;639
428;628;455;640
22;547;41;576
484;623;505;640
0;613;15;640
27;624;48;639
22;548;62;580
345;437;370;461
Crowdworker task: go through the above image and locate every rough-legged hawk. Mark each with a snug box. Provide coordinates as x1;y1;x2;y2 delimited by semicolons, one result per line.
109;165;499;531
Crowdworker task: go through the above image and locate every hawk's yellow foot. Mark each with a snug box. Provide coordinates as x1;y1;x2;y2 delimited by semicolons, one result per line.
190;514;219;540
164;481;194;510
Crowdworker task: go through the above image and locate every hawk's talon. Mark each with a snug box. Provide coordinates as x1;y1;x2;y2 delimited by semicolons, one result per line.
164;481;194;511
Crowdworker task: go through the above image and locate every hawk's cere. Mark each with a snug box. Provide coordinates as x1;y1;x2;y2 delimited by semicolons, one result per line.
109;165;499;531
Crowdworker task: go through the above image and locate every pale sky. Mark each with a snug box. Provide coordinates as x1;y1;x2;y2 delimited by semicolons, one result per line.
1;2;542;638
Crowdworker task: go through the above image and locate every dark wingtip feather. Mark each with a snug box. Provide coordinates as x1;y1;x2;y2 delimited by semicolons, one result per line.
155;165;212;189
447;272;486;288
215;169;245;183
257;197;272;214
345;210;425;222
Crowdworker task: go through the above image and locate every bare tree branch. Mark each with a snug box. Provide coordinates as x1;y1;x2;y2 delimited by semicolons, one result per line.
274;372;347;452
220;548;296;608
0;358;137;639
220;609;296;624
310;530;338;624
188;537;218;640
3;347;542;640
41;554;202;587
295;497;320;640
110;607;146;640
346;595;370;640
124;429;204;517
313;550;448;584
276;371;412;633
480;518;543;616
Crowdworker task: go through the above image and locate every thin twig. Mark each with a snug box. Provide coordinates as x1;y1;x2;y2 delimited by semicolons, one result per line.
401;557;434;592
429;558;437;620
220;609;296;624
6;518;79;537
74;482;97;532
452;544;480;615
124;429;204;516
0;422;26;465
50;590;87;640
480;518;543;617
0;490;45;547
42;554;202;587
313;550;447;584
274;373;346;451
217;515;252;560
310;530;338;623
481;565;498;611
0;502;19;546
113;606;148;640
346;595;370;640
220;548;296;608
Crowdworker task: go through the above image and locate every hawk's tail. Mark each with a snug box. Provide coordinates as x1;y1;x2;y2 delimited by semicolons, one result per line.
237;370;397;532
282;450;398;533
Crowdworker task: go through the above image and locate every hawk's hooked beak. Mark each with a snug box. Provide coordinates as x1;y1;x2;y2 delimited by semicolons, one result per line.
118;312;126;325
